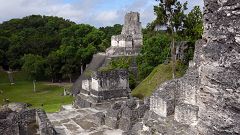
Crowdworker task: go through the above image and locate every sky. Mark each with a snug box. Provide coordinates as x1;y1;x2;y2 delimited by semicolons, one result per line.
0;0;204;27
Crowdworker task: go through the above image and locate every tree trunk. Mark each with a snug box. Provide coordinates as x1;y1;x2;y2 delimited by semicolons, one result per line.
81;65;83;74
69;74;72;83
33;80;36;92
8;71;14;84
170;21;176;79
171;37;176;79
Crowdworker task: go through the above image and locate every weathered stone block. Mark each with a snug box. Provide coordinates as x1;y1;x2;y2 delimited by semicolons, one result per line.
131;122;143;135
94;112;105;126
36;109;57;135
137;104;149;119
150;80;178;117
119;118;132;131
174;103;199;125
105;116;118;129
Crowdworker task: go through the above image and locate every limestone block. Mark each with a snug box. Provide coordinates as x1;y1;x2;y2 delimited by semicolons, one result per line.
94;112;105;126
125;99;137;109
150;97;167;117
105;116;118;129
119;118;132;131
82;80;90;91
150;81;177;117
91;78;99;91
105;103;122;129
74;97;92;108
174;103;199;125
131;122;143;135
137;104;149;119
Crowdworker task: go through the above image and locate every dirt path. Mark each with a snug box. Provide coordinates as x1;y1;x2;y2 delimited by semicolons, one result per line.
43;82;73;87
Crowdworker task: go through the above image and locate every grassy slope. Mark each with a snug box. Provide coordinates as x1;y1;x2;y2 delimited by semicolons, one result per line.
0;70;73;113
132;62;185;98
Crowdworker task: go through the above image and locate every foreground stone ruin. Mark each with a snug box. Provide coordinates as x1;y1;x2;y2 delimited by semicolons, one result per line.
138;0;240;134
0;103;56;135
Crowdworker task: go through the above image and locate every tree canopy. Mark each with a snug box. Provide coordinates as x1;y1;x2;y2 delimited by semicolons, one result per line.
137;3;203;80
0;15;121;82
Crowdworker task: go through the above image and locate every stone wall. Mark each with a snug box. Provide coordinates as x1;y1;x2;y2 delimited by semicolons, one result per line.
0;108;37;135
111;35;133;48
75;69;131;108
36;109;57;135
174;103;199;125
93;69;129;91
104;99;149;132
0;103;56;135
197;0;240;134
121;12;142;36
18;109;36;135
0;108;19;135
109;11;142;53
150;80;178;117
176;41;190;61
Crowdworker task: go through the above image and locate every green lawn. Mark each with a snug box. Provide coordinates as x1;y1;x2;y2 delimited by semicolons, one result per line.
0;70;9;83
132;62;186;98
0;70;73;113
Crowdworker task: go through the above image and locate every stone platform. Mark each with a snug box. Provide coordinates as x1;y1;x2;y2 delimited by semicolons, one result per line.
47;105;123;135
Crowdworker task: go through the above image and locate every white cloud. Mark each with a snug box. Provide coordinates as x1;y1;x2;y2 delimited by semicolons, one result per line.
0;0;88;24
0;0;204;27
95;11;118;23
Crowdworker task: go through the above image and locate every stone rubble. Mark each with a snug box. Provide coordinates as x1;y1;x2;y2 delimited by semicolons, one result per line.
0;103;56;135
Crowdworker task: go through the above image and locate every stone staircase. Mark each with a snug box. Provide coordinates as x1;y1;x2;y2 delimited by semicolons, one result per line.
47;105;124;135
72;53;107;95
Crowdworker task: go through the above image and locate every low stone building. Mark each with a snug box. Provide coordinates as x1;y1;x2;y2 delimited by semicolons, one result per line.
75;69;131;108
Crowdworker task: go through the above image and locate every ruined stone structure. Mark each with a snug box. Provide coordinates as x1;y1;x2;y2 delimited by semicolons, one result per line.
108;12;142;56
75;69;130;108
0;103;56;135
72;11;143;108
134;0;240;134
175;41;190;61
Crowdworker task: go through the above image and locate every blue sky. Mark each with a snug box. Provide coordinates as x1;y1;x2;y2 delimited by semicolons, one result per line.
0;0;204;27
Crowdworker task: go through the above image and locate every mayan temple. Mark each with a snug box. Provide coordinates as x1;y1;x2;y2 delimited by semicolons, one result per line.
72;11;143;108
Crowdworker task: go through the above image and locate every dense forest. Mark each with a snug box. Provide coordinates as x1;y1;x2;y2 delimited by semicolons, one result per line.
0;3;203;84
0;15;122;82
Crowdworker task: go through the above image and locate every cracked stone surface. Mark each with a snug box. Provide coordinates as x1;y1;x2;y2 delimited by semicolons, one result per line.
47;105;123;135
